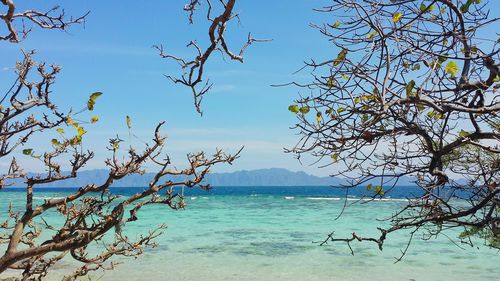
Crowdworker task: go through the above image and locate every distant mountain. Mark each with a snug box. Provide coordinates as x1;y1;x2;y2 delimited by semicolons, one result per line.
7;168;417;187
204;168;342;186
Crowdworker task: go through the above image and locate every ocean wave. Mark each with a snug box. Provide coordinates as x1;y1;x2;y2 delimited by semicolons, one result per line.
374;198;409;202
33;196;64;200
284;196;295;200
305;197;342;201
302;197;409;202
345;198;409;202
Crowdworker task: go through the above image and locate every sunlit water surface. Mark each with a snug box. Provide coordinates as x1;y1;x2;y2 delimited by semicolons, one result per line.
0;186;498;281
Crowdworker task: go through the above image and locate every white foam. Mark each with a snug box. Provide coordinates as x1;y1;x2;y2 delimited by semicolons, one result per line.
305;197;342;201
33;196;64;200
284;196;295;200
345;198;410;202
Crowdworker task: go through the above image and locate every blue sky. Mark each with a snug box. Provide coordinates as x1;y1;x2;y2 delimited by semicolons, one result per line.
0;1;337;176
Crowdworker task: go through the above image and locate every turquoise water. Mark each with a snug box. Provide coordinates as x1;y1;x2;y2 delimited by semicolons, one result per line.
1;187;498;281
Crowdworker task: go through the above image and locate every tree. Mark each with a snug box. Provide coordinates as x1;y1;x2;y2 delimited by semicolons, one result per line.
285;0;499;257
155;0;269;114
0;2;240;280
0;0;87;43
2;1;497;279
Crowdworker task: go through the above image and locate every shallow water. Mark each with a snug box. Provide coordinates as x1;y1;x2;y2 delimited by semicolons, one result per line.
1;186;498;281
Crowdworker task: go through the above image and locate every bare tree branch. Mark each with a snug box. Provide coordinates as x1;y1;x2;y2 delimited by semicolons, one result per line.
286;0;500;258
0;0;88;43
155;0;270;114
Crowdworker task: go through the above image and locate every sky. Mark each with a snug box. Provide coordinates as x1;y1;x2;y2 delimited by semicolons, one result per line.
0;1;338;176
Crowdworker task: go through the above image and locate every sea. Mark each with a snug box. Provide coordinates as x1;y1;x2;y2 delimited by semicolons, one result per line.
0;186;498;281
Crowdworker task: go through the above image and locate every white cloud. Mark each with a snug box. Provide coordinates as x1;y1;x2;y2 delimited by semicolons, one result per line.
211;84;237;93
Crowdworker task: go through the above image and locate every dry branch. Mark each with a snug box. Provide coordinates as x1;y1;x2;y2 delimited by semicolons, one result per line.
287;0;499;259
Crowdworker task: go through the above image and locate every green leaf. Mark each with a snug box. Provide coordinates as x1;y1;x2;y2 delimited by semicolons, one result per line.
112;140;119;151
460;0;480;13
77;126;86;136
331;153;339;162
445;61;459;77
327;76;336;88
434;113;444;120
288;104;299;113
366;184;372;191
90;116;99;124
126;115;132;129
70;135;82;145
87;100;95;111
405;80;416;96
22;148;33;155
89;92;102;100
374;185;384;196
56;128;65;134
459;130;469;138
299;106;310;114
332;21;341;28
51;139;61;146
337;107;346;113
420;4;434;13
367;30;377;39
411;64;421;71
462;225;498;245
392;12;403;23
333;49;348;66
87;92;103;111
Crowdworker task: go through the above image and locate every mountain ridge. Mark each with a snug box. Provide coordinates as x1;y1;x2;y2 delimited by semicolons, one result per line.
7;168;417;187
